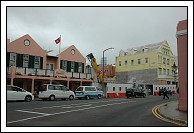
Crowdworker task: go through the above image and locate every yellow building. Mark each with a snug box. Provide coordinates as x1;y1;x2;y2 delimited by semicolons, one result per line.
115;40;176;85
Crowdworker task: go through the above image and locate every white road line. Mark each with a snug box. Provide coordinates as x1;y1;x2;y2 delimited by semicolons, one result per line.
7;114;51;124
62;104;92;108
16;110;51;115
23;99;134;111
8;101;133;124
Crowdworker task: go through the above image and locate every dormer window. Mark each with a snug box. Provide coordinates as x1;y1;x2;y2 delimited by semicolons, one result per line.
142;47;148;52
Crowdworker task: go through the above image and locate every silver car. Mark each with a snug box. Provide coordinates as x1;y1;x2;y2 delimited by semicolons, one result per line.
7;85;34;102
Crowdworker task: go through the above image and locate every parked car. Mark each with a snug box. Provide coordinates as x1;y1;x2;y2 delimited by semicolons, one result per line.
38;84;75;101
75;86;104;100
7;85;34;102
159;88;172;96
126;88;146;98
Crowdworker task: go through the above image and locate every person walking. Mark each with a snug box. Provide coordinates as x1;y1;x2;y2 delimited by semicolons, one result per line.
163;87;169;99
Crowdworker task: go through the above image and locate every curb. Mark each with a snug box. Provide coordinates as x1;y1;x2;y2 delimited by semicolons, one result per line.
157;102;187;126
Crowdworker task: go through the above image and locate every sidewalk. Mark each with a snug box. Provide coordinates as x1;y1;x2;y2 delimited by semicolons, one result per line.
157;100;187;125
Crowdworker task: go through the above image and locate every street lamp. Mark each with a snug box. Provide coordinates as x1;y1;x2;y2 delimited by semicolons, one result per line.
102;47;114;98
171;62;177;88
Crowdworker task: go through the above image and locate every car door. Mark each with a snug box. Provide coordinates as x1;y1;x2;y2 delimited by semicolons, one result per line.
61;86;69;98
54;85;63;98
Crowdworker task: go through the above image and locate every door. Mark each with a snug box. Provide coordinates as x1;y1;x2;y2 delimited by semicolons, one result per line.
61;86;69;98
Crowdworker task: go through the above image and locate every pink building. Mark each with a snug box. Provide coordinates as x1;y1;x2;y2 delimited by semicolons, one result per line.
176;20;187;112
7;34;93;94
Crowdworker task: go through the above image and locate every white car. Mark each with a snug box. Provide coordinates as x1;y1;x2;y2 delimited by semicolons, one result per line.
38;84;75;101
75;86;104;100
7;85;34;102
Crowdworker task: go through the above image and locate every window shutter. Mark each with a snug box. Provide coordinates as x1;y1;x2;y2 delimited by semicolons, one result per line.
28;55;34;68
7;52;10;67
40;57;43;69
67;61;71;72
74;62;78;73
16;54;23;67
82;63;84;73
60;60;63;69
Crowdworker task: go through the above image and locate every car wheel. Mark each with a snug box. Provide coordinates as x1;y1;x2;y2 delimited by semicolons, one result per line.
69;95;74;100
97;94;101;99
85;95;90;100
49;95;55;101
25;95;32;102
143;94;146;98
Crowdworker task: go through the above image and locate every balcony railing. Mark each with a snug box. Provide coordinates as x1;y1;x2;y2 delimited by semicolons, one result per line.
158;74;178;80
8;67;92;80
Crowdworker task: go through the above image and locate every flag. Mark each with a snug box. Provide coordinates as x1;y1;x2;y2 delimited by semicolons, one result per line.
55;37;60;44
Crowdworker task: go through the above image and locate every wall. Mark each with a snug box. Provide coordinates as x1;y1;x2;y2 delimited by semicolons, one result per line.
177;19;187;112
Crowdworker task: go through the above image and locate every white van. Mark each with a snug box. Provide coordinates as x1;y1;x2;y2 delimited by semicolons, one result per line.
75;86;104;100
38;84;75;101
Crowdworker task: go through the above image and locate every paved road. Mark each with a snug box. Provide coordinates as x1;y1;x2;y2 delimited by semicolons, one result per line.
7;94;179;127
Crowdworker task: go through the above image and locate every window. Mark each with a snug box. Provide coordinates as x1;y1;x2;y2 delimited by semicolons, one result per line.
156;87;157;90
163;57;166;64
76;87;83;91
48;85;55;90
71;61;74;72
9;53;16;66
46;63;54;70
78;62;82;73
55;86;61;90
113;87;115;91
145;58;148;64
125;60;127;66
131;60;134;65
167;59;169;65
119;87;121;91
34;56;40;68
119;61;121;66
62;86;68;91
163;68;166;75
61;60;67;71
167;69;169;75
23;54;29;68
138;59;141;64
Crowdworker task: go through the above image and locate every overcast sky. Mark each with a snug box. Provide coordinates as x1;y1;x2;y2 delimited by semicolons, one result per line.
7;6;187;65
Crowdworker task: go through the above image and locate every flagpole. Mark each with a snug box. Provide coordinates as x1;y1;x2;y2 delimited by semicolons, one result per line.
58;35;61;69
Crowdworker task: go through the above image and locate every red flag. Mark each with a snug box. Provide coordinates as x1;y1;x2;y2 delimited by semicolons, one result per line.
55;37;60;44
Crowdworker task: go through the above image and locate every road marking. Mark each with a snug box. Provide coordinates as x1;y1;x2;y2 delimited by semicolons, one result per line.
62;104;92;108
16;110;51;115
152;104;187;126
7;114;51;124
21;98;134;111
8;101;132;124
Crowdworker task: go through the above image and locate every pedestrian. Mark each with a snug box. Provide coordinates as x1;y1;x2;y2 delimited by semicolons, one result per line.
148;89;151;95
163;87;169;99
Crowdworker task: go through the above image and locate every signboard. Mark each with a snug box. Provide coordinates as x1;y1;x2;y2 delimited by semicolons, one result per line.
55;69;66;77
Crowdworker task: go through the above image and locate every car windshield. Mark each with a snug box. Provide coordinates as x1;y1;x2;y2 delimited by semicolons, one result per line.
76;87;83;91
40;85;47;91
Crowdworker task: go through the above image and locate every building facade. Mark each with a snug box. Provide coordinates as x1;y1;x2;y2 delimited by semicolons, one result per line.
115;40;177;94
7;34;93;94
176;19;187;112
